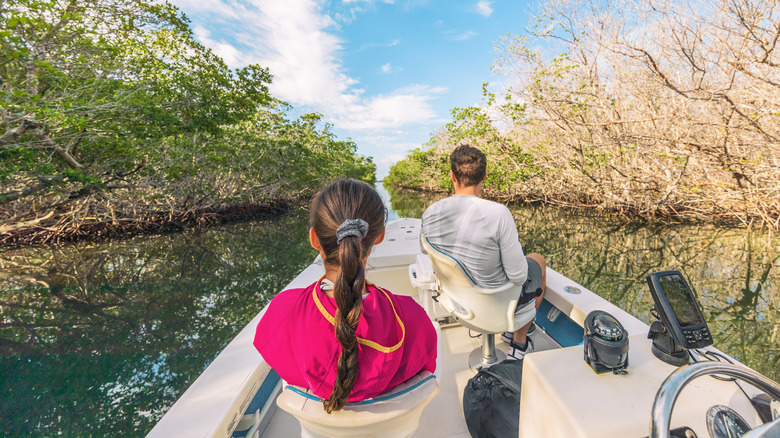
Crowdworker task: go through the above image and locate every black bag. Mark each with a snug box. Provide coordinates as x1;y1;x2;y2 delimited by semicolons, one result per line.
462;359;524;438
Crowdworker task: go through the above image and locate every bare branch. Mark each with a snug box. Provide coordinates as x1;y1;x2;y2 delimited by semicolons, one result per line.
31;129;83;168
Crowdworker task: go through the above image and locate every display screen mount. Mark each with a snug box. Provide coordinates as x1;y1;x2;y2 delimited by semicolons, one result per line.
646;270;712;365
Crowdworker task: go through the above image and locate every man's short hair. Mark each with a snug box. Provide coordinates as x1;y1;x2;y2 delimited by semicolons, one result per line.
450;144;487;187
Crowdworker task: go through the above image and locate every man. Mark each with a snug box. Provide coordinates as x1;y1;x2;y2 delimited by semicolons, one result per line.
421;144;546;359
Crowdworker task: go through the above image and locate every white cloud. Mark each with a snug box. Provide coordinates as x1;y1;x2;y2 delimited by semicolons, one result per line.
172;0;243;19
380;62;403;74
172;0;443;134
352;137;425;178
192;25;242;68
334;85;447;131
377;153;408;178
476;0;493;17
343;0;396;3
448;30;478;41
246;0;356;110
333;0;396;24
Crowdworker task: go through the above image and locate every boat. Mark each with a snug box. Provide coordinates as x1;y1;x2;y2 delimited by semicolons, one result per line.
147;218;780;438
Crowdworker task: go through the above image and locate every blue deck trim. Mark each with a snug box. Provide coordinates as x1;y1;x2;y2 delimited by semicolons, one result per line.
536;299;584;347
286;374;437;405
232;369;280;437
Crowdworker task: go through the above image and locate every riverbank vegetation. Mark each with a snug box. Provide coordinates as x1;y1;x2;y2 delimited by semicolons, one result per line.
1;1;374;247
386;0;779;229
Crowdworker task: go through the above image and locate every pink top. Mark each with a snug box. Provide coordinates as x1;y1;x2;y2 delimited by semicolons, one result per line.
254;280;437;402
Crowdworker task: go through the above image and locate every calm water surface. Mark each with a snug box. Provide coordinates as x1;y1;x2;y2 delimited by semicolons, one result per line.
1;182;777;436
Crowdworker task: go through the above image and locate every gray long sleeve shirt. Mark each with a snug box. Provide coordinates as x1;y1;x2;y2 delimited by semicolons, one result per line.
420;195;528;288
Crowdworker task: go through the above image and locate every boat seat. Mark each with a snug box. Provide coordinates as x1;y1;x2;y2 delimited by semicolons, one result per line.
420;234;536;369
276;370;439;438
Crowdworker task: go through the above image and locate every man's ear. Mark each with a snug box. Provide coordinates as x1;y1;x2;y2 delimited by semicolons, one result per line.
450;170;457;184
309;227;322;251
374;227;386;245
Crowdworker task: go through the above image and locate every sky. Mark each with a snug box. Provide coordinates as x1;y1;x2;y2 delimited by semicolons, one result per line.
169;0;536;178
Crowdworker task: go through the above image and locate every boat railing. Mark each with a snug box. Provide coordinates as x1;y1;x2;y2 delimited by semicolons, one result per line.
651;361;780;438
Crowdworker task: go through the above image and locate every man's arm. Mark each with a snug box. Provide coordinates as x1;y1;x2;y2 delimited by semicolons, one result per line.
497;207;528;285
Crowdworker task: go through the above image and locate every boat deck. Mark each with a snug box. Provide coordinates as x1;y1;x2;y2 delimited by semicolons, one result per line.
260;322;560;437
149;218;775;438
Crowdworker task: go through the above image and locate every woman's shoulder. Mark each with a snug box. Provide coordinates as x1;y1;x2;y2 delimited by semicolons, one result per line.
255;283;317;349
368;284;431;323
367;283;410;304
271;285;309;303
261;283;315;320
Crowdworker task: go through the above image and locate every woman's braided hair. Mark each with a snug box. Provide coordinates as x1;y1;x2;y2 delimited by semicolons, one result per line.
310;178;386;413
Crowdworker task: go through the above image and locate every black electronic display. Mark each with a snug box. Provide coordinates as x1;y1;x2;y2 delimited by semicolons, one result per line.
658;274;705;327
646;270;712;350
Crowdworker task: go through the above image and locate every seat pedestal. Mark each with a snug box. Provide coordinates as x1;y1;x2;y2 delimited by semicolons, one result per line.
468;334;506;371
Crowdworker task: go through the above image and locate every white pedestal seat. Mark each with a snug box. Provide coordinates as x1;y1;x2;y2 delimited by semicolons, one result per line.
420;235;536;370
276;371;439;438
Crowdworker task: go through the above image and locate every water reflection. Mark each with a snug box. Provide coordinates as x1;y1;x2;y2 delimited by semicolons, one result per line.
385;184;779;383
0;211;315;436
380;181;443;219
1;186;777;436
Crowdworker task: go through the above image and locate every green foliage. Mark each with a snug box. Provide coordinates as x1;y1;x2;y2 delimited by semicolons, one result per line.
386;87;541;195
145;106;374;206
0;0;375;227
385;148;444;189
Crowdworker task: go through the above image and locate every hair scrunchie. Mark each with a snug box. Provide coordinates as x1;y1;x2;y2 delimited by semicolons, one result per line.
336;218;369;244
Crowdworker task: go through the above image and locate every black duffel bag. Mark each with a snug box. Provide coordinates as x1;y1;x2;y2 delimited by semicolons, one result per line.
462;359;523;438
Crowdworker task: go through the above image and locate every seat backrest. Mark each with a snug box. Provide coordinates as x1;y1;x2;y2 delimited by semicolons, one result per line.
276;371;439;438
421;234;525;334
420;235;477;289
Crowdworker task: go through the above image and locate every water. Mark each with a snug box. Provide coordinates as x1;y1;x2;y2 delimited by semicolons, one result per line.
0;212;316;436
0;182;777;436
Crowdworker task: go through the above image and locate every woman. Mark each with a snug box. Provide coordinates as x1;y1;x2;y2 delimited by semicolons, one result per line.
254;178;437;413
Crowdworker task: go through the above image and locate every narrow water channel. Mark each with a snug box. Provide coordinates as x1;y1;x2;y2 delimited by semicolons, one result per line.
1;182;777;436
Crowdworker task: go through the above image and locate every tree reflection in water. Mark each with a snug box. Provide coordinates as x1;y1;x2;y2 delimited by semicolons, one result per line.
385;184;778;383
0;211;315;436
1;187;777;436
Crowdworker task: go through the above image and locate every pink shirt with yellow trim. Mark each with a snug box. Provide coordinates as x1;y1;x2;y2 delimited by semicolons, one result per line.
254;281;437;401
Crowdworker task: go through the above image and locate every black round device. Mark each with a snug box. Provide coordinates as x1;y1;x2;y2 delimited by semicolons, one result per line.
583;310;629;374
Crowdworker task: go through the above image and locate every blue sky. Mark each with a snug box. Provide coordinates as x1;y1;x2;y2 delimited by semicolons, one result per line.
170;0;535;177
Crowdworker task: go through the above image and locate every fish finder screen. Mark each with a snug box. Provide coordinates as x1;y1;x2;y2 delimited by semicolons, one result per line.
659;274;704;327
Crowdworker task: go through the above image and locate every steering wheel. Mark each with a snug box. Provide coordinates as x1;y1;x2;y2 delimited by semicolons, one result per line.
650;362;780;438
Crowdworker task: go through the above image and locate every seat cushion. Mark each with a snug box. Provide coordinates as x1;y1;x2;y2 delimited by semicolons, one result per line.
276;371;439;430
